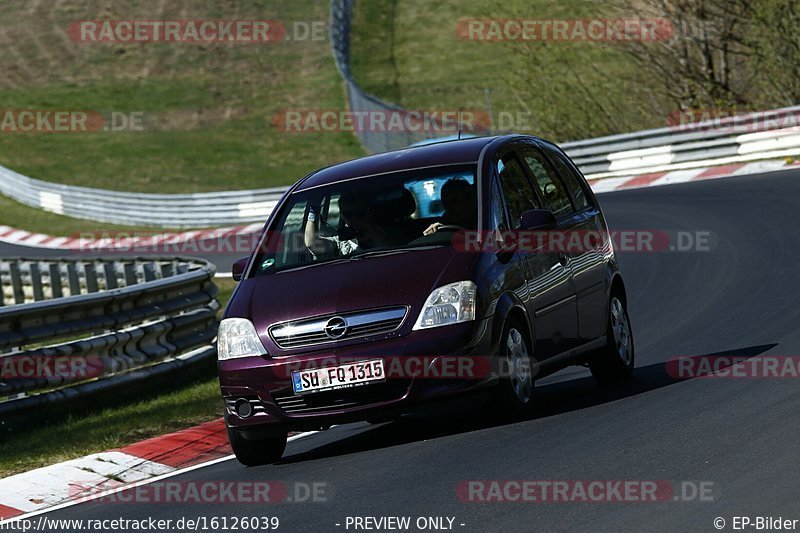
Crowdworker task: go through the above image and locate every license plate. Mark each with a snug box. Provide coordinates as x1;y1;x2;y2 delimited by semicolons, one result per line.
292;359;385;394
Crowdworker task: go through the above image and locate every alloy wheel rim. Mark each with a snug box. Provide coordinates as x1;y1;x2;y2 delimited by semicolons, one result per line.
610;297;632;365
506;328;532;404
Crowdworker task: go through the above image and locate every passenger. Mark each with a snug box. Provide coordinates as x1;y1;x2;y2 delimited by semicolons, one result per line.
423;177;477;235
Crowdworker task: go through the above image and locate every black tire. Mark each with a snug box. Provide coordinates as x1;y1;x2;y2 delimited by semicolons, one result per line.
227;426;287;466
590;293;635;384
497;319;535;416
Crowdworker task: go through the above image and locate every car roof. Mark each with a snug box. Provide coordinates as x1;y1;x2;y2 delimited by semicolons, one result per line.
294;135;512;191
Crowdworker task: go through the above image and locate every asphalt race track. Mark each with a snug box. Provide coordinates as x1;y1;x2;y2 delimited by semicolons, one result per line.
27;169;800;532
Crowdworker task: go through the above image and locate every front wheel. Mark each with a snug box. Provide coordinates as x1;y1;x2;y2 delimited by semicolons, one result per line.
590;294;634;384
227;426;287;466
497;320;535;416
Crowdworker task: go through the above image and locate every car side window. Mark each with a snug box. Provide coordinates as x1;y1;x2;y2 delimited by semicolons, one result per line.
520;147;573;217
542;143;590;210
496;154;540;229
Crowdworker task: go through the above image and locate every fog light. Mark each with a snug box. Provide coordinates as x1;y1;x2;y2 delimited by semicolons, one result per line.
235;398;254;418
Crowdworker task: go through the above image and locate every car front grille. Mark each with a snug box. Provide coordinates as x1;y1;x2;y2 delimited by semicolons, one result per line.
272;381;411;415
269;307;407;350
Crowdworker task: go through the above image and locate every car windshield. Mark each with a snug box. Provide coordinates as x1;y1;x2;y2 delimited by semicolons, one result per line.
252;164;477;275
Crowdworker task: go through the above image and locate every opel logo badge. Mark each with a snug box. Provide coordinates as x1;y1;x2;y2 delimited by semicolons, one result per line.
324;316;348;340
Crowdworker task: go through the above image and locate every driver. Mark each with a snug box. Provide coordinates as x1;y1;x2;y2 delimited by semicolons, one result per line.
305;191;402;257
423;177;477;235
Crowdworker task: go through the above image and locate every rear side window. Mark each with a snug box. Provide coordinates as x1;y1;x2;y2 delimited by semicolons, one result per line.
520;147;573;217
497;155;540;229
542;143;590;210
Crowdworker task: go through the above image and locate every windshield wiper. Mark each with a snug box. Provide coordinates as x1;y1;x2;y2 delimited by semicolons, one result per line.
268;245;443;274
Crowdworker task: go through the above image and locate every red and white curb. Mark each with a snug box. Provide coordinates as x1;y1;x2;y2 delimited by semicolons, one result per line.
0;419;229;519
587;158;799;193
0;158;798;253
0;420;314;520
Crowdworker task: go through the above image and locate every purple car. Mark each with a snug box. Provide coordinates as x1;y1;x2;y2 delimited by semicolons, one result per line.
218;135;634;465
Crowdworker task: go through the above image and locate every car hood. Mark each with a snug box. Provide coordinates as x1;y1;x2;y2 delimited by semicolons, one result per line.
228;247;476;352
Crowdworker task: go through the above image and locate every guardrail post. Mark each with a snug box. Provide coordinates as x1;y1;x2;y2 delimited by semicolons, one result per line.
103;262;118;290
142;261;157;282
123;263;137;286
160;262;175;278
66;262;80;296
29;263;44;301
84;262;98;293
9;262;24;304
49;263;63;299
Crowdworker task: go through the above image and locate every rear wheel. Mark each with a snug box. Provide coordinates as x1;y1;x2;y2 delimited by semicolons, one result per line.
590;294;634;383
227;426;287;466
497;320;535;416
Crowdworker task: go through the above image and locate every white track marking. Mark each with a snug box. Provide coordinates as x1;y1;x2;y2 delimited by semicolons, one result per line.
0;452;173;513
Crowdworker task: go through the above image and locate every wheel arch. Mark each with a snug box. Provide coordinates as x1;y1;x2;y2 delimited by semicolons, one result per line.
491;291;534;352
609;273;627;306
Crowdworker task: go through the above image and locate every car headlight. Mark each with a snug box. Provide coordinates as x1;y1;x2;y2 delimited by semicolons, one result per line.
413;281;478;330
218;318;267;360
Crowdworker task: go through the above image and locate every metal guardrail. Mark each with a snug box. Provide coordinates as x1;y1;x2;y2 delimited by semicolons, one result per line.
565;107;800;176
1;0;799;229
0;165;287;228
329;0;491;153
0;257;219;426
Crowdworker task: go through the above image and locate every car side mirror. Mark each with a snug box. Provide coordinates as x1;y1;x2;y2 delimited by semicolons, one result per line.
232;257;249;281
519;209;557;230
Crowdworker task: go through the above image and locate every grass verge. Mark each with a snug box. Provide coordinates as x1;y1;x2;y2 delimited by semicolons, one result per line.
0;379;224;478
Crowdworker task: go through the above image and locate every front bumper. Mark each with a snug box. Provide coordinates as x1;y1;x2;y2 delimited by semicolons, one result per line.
219;316;496;434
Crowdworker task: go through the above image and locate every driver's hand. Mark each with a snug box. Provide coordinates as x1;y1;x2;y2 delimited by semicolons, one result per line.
423;222;442;236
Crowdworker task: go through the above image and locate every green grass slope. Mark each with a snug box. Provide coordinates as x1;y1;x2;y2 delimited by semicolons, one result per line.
349;0;674;142
0;0;363;194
